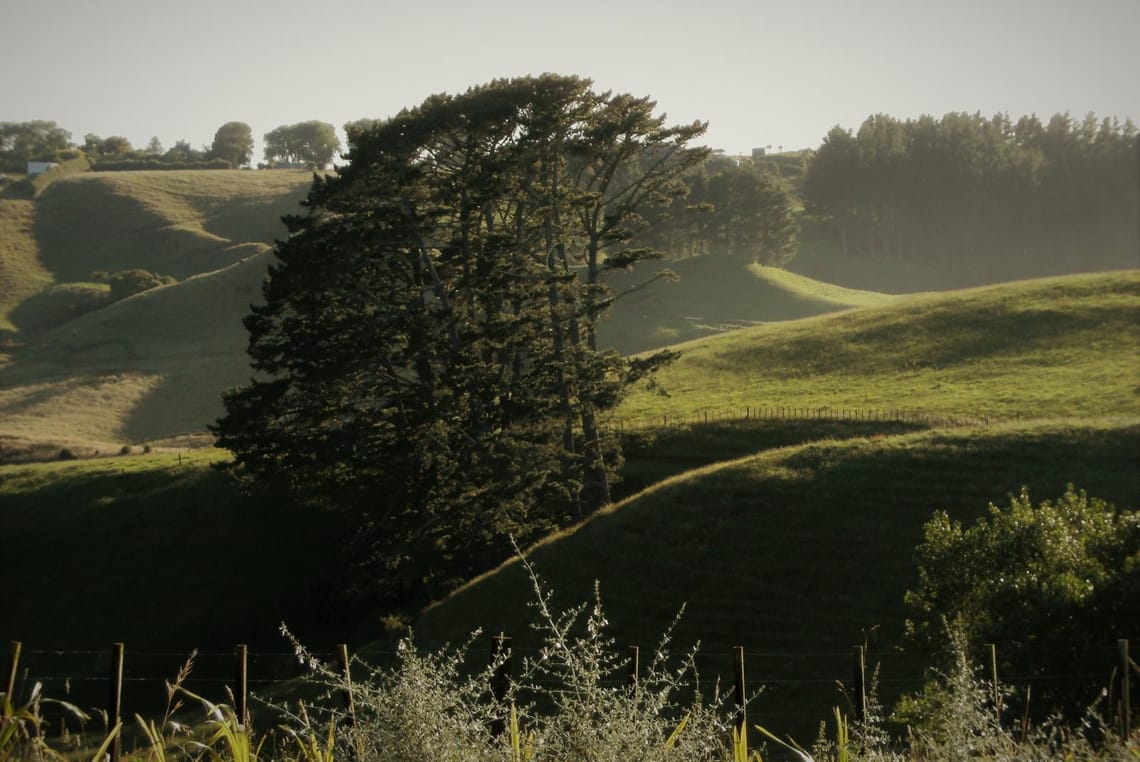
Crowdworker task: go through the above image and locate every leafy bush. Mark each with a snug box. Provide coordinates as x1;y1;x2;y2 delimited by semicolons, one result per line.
281;557;735;761
92;269;177;301
905;486;1139;719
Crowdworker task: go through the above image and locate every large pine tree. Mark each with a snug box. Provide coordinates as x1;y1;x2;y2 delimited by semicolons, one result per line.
214;75;706;608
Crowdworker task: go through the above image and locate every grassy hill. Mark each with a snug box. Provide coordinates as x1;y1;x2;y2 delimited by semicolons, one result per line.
406;419;1139;741
2;256;1136;737
0;168;899;456
31;170;312;281
597;258;893;354
616;269;1140;423
0;169;311;457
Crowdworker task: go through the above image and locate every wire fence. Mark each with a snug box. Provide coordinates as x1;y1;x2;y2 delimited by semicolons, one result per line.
612;405;992;432
5;638;1133;731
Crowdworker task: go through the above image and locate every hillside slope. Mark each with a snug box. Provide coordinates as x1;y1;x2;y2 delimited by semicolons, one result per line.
597;257;893;354
0;168;897;454
32;170;312;281
0;251;272;450
618;269;1140;422
408;419;1140;740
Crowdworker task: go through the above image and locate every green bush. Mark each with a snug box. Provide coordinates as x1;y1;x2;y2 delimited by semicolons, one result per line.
905;486;1139;719
93;268;177;301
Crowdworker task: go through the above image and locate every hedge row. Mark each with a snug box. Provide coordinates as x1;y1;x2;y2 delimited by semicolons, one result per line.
91;158;233;172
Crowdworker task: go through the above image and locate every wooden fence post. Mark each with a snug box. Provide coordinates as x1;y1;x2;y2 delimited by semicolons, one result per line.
852;645;867;723
490;634;512;737
986;643;1001;723
337;644;356;729
732;646;747;748
1120;639;1131;739
3;641;19;705
234;644;248;727
108;642;124;762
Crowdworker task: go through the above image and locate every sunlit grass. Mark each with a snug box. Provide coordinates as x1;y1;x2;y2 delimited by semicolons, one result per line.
618;270;1140;421
0;198;49;331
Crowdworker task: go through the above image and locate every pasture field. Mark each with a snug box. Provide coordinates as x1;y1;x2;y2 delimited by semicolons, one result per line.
1;167;1137;750
408;418;1140;742
0;167;898;454
617;269;1140;422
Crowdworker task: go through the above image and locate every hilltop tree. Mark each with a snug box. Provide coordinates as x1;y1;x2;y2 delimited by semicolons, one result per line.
263;121;340;167
163;139;205;162
1;120;72;171
215;75;705;608
209;121;254;167
82;133;134;160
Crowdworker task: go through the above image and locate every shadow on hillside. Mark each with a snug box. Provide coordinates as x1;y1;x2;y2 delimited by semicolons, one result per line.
615;418;929;499
119;362;239;444
714;300;1111;378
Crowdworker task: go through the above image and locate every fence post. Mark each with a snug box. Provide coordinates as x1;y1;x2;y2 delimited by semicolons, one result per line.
337;644;356;729
3;641;19;705
108;642;124;762
732;646;747;750
986;643;1001;723
1120;639;1131;739
234;644;248;727
852;645;867;723
490;634;512;737
627;645;640;692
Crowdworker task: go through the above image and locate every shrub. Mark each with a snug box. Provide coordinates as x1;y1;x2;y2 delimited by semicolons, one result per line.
905;485;1139;720
93;268;177;301
281;555;735;761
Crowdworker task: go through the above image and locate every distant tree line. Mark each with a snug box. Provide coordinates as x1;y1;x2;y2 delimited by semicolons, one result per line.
1;119;342;173
0;120;78;171
802;111;1139;283
636;154;800;265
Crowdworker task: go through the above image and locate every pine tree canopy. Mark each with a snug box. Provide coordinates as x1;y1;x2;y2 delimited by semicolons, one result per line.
213;74;707;608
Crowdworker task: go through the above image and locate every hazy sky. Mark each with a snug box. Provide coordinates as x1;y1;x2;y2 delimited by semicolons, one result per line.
3;0;1138;160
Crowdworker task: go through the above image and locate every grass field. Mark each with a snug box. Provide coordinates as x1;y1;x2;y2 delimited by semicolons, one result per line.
32;170;311;281
407;418;1140;742
598;258;894;354
617;269;1140;422
0;167;901;455
0;198;49;333
0;169;313;455
2;167;1138;745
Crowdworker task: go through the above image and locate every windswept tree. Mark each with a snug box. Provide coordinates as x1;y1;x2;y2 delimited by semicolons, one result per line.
209;121;254;167
263;120;340;167
215;75;706;608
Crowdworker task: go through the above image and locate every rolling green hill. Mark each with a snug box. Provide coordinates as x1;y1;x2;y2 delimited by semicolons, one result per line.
617;269;1140;422
31;169;312;281
597;258;893;354
0;169;311;456
0;168;898;456
2;243;1136;739
405;419;1139;741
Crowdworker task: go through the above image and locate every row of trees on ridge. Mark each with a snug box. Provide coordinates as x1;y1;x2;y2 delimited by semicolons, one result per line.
0;119;343;171
802;111;1139;284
